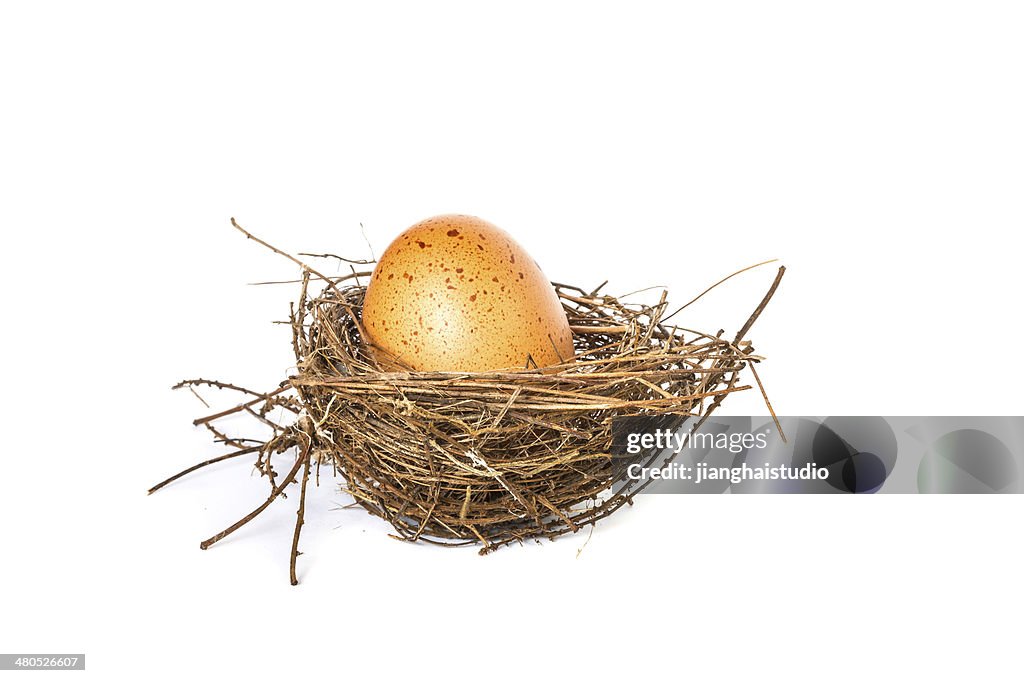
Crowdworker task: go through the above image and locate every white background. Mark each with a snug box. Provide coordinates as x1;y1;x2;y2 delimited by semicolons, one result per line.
2;2;1022;681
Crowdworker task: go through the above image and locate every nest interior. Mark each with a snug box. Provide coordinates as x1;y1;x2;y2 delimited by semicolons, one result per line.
155;235;782;584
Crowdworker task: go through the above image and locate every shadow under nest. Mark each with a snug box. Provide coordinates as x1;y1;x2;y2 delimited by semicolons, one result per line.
154;244;784;585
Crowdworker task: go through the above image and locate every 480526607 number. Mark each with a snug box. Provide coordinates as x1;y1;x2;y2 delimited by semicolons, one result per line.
15;657;79;668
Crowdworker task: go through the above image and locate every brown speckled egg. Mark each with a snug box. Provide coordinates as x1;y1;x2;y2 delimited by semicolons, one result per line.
361;214;574;372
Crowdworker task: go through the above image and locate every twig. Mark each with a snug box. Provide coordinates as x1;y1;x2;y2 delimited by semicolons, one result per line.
199;437;310;550
191;385;289;426
148;446;261;495
231;217;368;338
289;440;313;585
733;266;785;345
662;259;779;323
298;252;375;265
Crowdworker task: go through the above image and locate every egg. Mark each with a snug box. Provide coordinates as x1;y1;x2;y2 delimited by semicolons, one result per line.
361;214;574;372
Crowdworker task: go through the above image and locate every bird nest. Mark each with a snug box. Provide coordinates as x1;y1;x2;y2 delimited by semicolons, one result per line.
152;225;784;584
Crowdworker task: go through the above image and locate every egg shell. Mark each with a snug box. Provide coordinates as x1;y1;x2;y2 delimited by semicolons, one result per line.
361;214;574;372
